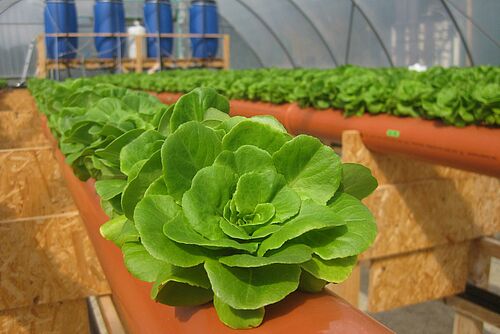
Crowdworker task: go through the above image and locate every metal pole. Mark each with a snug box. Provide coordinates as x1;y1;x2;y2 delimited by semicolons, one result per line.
117;34;122;72
116;1;122;73
156;0;163;71
55;26;60;80
202;0;206;63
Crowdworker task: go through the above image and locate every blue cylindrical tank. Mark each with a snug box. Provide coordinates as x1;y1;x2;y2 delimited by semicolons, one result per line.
94;0;126;59
189;0;219;58
144;0;173;58
44;0;78;60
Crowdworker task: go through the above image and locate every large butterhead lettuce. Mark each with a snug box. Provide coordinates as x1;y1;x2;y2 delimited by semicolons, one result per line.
30;80;378;329
97;88;378;329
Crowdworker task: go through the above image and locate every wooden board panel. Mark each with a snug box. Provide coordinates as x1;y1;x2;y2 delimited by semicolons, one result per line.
0;89;35;113
97;295;126;334
361;177;500;259
341;130;500;259
0;215;110;310
0;299;89;334
368;242;470;312
0;92;9;111
325;265;360;307
0;111;49;149
0;149;76;220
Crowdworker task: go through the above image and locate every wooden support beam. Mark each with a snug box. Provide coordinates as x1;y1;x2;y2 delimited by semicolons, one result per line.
45;32;226;39
37;33;229;74
451;238;495;334
223;35;231;69
45;58;225;71
97;296;126;334
453;312;484;334
446;296;500;329
135;35;144;73
36;35;47;79
479;237;500;259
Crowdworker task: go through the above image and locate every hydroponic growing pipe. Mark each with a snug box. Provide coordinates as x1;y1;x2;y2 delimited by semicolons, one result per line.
284;105;500;178
39;115;392;334
154;92;500;178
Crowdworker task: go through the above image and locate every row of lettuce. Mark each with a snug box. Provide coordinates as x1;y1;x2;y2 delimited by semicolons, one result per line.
88;65;500;127
28;78;378;329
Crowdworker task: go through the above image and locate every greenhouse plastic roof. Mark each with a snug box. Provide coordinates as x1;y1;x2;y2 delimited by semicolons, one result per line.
0;0;499;78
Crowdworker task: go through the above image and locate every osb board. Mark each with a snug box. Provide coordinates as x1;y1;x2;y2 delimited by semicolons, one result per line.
341;130;490;184
0;89;36;113
0;149;76;221
0;111;49;149
0;91;9;111
360;177;500;259
341;130;500;259
0;299;89;334
0;215;110;311
368;242;470;312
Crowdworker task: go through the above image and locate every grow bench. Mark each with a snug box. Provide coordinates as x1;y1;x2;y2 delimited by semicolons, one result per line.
38;115;392;333
153;92;500;318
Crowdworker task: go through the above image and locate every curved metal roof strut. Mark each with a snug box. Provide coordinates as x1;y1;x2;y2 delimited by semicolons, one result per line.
220;18;266;68
345;1;355;64
443;0;499;48
234;0;296;67
440;0;475;65
287;0;338;66
351;0;395;67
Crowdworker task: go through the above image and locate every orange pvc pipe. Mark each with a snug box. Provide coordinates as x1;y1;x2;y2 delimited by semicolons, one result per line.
285;105;500;178
40;116;392;334
155;91;183;105
151;93;500;177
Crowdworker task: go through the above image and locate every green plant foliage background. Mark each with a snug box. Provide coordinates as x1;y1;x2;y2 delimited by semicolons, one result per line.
84;65;500;127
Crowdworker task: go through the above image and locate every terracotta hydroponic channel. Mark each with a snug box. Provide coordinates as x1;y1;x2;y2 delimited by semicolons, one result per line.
153;92;500;178
39;115;392;334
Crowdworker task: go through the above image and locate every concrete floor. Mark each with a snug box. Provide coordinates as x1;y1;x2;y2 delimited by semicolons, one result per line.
363;258;500;334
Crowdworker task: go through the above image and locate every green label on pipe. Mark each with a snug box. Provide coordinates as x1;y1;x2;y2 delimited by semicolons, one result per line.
386;129;400;138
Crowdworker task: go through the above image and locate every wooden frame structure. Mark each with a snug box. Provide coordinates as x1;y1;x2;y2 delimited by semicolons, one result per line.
329;131;499;316
36;32;231;78
445;237;500;334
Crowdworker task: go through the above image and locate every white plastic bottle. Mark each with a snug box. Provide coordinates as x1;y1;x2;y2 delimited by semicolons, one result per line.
127;20;146;59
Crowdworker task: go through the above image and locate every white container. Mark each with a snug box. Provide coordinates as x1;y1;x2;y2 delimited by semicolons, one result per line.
127;20;146;59
408;63;428;72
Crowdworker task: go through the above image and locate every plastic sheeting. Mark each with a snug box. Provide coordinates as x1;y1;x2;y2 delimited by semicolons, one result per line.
0;0;499;79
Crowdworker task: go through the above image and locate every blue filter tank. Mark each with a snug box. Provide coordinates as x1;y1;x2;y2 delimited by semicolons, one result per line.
189;0;219;58
44;0;78;59
144;0;173;58
94;0;126;59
